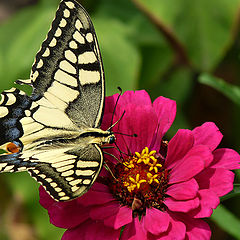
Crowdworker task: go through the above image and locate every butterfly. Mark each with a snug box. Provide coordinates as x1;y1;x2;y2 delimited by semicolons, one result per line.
0;0;115;201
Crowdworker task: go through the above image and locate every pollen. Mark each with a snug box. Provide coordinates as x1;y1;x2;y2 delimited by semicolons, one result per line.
127;174;147;192
136;147;162;173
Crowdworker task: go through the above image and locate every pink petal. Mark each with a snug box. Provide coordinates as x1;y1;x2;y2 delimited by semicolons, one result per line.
189;189;219;218
77;190;115;206
104;206;132;229
39;186;55;209
90;202;132;229
91;182;111;193
39;187;90;228
90;202;122;220
143;208;170;235
195;168;235;197
101;95;118;130
105;93;119;114
164;197;200;213
168;145;210;184
151;97;176;150
151;212;186;240
101;91;152;131
166;178;199;200
62;220;120;240
39;187;88;228
119;90;152;106
114;104;158;154
183;217;211;240
192;122;222;151
211;148;240;169
165;129;194;169
121;217;147;240
49;202;89;229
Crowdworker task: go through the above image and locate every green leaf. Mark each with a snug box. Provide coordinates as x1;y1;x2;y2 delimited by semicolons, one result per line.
155;67;193;104
199;73;240;105
0;4;56;91
5;173;64;240
211;204;240;239
136;0;240;71
221;183;240;201
94;17;141;95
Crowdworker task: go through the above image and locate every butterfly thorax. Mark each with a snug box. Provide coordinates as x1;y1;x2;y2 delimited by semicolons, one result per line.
77;128;115;146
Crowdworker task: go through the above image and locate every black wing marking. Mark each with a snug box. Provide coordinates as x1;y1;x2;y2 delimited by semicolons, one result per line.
0;88;31;146
17;0;105;129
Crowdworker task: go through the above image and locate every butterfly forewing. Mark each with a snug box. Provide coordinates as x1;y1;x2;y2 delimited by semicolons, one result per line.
24;0;104;129
0;0;112;201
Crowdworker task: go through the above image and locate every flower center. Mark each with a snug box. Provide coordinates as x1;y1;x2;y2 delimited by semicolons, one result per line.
107;146;169;215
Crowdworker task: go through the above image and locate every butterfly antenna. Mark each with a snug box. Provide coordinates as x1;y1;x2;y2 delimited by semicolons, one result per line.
107;110;126;131
114;132;138;138
110;87;122;128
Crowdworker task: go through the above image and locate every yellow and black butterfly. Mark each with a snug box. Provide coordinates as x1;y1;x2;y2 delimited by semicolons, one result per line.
0;0;115;201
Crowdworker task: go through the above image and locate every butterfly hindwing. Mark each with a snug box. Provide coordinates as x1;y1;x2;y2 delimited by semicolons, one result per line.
28;144;103;201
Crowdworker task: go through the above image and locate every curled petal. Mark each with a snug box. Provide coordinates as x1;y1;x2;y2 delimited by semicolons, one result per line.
154;212;186;240
168;145;211;184
39;186;55;209
166;178;199;200
151;97;176;150
211;148;240;169
183;217;211;240
164;197;200;213
121;217;146;240
143;208;170;235
166;129;194;168
189;189;219;218
196;168;235;197
103;206;132;229
192;122;223;151
101;90;152;133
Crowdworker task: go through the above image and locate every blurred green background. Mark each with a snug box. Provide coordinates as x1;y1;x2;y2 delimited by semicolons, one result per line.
0;0;240;239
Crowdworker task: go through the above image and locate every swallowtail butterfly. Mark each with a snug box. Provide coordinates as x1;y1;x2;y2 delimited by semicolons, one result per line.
0;0;115;201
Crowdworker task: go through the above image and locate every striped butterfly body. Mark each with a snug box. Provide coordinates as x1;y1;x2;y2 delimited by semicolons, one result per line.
0;0;115;201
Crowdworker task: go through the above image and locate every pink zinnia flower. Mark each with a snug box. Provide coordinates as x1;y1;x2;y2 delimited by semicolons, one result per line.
39;90;240;240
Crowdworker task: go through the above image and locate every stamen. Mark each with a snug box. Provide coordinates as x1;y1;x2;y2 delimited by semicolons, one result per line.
108;145;169;214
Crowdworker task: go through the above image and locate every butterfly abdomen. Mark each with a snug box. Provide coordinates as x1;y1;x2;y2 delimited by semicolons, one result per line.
77;128;115;145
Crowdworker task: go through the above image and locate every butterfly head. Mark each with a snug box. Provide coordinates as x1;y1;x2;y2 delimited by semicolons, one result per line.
107;133;116;144
100;130;115;145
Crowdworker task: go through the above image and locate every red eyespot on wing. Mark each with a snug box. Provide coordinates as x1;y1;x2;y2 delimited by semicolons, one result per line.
6;142;20;153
